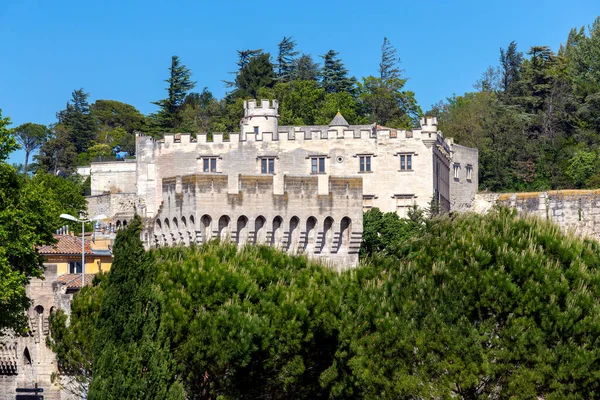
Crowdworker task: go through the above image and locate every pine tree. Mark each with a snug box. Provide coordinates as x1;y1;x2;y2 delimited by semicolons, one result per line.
379;37;402;81
56;89;97;153
499;41;524;98
276;36;300;82
234;53;276;99
320;50;356;94
89;216;181;399
292;54;320;81
153;56;196;131
12;123;47;173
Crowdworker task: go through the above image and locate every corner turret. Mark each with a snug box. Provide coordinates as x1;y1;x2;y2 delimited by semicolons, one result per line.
240;99;279;140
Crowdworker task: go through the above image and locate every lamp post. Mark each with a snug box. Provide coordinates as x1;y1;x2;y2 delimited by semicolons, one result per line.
60;213;107;289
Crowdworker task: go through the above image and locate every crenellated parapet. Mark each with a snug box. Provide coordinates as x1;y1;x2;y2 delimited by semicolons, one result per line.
146;173;363;269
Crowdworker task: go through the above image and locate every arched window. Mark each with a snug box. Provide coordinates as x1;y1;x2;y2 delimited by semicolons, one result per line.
201;215;212;243
254;216;266;245
218;215;230;241
321;217;334;253
286;216;300;253
271;216;283;247
304;217;317;253
338;217;352;252
236;216;249;245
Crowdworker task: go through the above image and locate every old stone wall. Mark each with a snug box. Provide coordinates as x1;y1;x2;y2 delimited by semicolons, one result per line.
86;192;138;224
473;190;600;241
450;144;479;211
90;160;136;196
146;174;363;269
0;265;73;400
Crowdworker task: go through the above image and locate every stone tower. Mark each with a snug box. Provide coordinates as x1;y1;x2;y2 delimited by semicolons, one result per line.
240;99;279;140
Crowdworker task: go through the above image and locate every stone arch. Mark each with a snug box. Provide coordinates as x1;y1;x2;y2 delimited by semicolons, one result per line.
286;216;300;253
320;217;334;253
218;215;230;241
172;217;179;230
201;215;212;243
236;216;249;245
336;217;352;252
122;220;128;227
254;215;266;244
164;218;171;245
34;305;44;341
304;217;317;253
189;215;195;228
181;216;187;228
271;216;283;247
23;347;32;365
116;220;122;230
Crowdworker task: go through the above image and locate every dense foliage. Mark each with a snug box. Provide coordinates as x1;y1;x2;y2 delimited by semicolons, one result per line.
0;110;87;334
431;17;600;191
50;208;600;399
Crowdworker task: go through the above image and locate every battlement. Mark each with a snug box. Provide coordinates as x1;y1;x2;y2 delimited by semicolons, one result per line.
244;99;279;117
420;116;438;132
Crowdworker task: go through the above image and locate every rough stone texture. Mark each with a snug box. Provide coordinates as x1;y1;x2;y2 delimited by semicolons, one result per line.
474;190;600;241
0;265;74;400
449;143;478;211
148;174;363;270
86;100;477;267
86;192;138;224
90;160;136;196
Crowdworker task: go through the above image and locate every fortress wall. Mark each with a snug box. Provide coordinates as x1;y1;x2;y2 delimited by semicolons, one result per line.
473;190;600;241
450;144;479;211
147;174;363;270
134;120;449;218
90;160;136;196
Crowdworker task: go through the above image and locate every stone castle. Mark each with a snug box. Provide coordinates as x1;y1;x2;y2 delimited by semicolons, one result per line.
87;99;479;267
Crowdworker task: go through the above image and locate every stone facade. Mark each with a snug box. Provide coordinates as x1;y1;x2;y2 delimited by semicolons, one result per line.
86;99;479;267
449;143;479;212
473;190;600;241
0;265;74;400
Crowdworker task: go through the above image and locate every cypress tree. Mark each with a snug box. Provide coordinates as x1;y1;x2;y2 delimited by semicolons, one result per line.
89;215;182;400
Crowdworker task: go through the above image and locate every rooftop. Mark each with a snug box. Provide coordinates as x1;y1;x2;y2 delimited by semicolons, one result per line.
56;273;95;290
38;235;93;256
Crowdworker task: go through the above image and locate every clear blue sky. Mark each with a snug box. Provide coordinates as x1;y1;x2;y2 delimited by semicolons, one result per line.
2;0;599;164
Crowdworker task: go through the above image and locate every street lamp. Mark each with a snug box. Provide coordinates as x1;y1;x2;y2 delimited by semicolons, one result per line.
59;213;107;289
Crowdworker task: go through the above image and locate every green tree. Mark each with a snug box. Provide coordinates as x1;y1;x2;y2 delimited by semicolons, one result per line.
292;54;320;82
276;36;300;82
0;118;60;333
56;89;98;153
156;243;341;399
90;216;181;400
320;50;356;94
328;209;600;398
500;41;524;98
566;149;598;187
153;56;196;131
0;109;19;160
35;125;78;174
234;53;276;99
379;36;402;81
47;274;107;398
12;122;48;173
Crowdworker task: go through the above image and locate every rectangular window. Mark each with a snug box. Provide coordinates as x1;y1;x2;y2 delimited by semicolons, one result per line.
253;126;259;135
359;156;372;172
454;164;460;179
261;158;275;174
399;154;413;171
203;157;217;172
69;261;82;274
395;195;415;219
466;165;473;180
311;157;325;174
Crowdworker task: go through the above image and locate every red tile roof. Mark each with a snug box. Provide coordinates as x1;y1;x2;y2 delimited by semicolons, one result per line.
38;235;93;256
56;273;95;289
